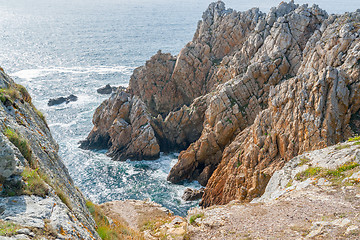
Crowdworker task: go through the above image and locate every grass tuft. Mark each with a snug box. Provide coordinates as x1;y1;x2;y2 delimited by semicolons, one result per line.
298;157;310;166
295;162;360;184
56;189;72;210
189;213;204;225
21;167;49;197
325;162;359;177
295;167;322;181
4;128;33;167
0;220;21;236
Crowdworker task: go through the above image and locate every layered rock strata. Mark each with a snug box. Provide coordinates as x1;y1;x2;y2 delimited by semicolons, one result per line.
0;69;99;239
83;0;360;207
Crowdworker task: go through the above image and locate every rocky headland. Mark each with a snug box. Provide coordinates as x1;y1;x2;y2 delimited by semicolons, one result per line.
1;1;360;240
82;0;360;209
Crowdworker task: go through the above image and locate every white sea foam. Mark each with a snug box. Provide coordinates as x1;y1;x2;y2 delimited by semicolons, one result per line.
11;66;135;81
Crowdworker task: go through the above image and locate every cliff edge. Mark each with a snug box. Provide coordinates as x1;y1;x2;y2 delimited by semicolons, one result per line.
82;0;360;207
0;69;100;239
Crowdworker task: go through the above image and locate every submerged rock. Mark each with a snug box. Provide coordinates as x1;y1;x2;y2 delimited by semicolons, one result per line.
48;94;78;106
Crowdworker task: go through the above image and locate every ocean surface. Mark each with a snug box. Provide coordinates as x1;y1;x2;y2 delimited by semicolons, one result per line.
0;0;358;216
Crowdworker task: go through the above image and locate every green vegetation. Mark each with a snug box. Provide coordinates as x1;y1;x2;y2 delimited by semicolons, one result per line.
0;84;31;104
226;118;233;124
189;213;204;225
295;162;360;184
236;160;242;168
0;87;20;102
298;157;310;166
295;167;322;181
348;136;360;142
4;128;33;166
326;162;359;177
35;109;46;122
86;200;144;240
56;189;72;210
335;144;351;150
21;168;49;197
0;220;20;236
15;84;31;103
286;179;293;188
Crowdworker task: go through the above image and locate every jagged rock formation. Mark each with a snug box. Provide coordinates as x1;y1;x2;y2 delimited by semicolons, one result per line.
80;90;160;160
201;9;360;207
0;69;99;239
83;0;360;207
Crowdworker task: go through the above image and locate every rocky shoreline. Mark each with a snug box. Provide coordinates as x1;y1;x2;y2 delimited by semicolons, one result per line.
82;0;360;208
1;1;360;239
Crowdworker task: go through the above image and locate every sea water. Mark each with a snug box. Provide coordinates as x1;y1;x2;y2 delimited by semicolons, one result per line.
0;0;358;216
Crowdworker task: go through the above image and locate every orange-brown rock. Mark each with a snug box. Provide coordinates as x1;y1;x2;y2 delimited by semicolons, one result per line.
168;1;328;186
201;11;360;207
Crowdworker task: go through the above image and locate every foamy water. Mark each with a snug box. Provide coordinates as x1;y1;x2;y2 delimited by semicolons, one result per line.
1;0;359;216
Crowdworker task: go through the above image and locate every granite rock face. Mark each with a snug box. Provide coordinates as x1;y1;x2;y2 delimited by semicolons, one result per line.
0;69;99;239
84;1;360;207
80;89;160;160
201;10;360;206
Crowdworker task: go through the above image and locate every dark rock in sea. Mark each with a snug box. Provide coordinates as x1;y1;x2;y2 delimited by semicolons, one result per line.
48;94;78;106
182;188;204;201
97;84;117;94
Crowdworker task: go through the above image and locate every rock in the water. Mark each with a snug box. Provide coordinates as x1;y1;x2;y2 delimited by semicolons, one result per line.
80;89;160;160
182;188;204;201
48;94;78;106
97;84;118;94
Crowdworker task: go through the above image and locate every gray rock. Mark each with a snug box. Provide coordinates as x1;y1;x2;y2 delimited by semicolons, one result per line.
97;84;118;94
182;188;204;201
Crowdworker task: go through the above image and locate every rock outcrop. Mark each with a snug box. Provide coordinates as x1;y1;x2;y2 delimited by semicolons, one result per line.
187;142;360;239
0;69;99;239
201;10;360;207
80;90;160;160
83;0;360;208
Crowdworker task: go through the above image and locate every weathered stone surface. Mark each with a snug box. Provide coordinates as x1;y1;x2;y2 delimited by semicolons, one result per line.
201;11;360;206
80;89;160;160
0;69;99;239
168;1;327;186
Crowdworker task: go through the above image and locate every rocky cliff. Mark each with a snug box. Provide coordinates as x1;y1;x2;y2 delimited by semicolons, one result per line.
0;69;100;239
82;0;360;207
